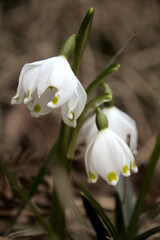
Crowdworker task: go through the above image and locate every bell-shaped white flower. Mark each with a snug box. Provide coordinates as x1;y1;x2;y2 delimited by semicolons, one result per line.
11;56;87;127
85;128;138;186
82;106;138;154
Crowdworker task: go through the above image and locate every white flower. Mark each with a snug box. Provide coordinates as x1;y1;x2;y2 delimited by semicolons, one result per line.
11;56;87;127
85;128;138;186
82;106;138;154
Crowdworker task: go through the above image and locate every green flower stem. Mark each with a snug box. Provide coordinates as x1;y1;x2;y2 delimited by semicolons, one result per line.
5;139;59;235
127;130;160;239
86;64;120;97
50;121;70;240
67;93;112;159
101;82;114;107
57;121;70;166
0;157;57;240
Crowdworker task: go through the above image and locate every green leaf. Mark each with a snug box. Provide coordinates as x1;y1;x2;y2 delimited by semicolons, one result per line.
133;226;160;240
72;7;94;75
115;191;126;239
81;193;110;240
86;64;120;97
79;182;121;240
127;130;160;239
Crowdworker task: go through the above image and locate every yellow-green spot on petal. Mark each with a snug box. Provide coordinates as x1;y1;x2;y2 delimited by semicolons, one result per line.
89;171;97;180
68;111;75;122
52;96;59;105
49;86;54;91
33;105;41;113
133;160;137;168
15;96;20;100
108;172;117;183
26;90;30;99
123;165;129;174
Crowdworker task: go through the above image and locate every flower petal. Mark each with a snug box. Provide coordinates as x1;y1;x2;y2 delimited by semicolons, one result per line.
85;136;99;183
23;66;40;104
11;64;35;104
36;57;59;97
103;107;138;152
111;129;137;174
47;57;78;108
82;106;138;155
61;81;87;127
26;87;56;117
84;128;137;186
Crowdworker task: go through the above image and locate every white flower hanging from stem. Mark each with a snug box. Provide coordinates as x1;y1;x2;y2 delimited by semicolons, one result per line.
11;55;87;128
82;83;138;154
85;108;138;186
83;106;138;154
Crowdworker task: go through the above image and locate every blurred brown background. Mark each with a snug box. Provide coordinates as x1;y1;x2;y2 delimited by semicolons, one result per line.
0;0;160;238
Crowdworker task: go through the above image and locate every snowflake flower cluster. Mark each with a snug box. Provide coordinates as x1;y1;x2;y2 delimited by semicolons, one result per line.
11;55;138;186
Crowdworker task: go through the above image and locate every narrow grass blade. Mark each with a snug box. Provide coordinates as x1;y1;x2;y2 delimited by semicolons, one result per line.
105;33;139;69
86;33;138;97
79;182;121;240
133;226;160;240
127;130;160;238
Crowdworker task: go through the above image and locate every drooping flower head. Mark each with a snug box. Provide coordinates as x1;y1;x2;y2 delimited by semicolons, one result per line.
82;106;138;154
82;83;138;153
85;108;138;186
11;56;87;127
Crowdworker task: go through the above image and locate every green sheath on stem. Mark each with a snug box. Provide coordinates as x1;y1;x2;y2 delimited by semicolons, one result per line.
59;33;77;59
